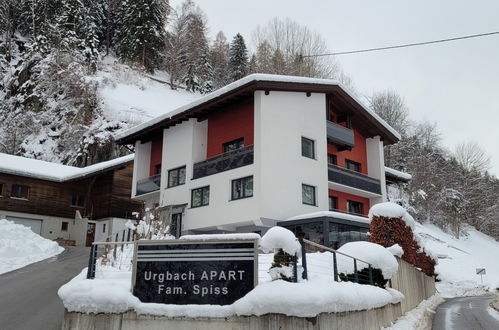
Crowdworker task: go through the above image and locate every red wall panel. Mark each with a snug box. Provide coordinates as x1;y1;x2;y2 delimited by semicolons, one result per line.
328;189;370;216
206;100;254;158
149;138;163;176
327;127;368;174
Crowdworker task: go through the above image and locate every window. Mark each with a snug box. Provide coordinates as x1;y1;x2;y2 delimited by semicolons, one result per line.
11;184;29;199
168;166;186;188
301;137;315;159
102;224;106;233
328;154;337;166
71;194;85;207
191;186;209;208
231;176;253;200
302;184;316;206
345;159;361;172
347;200;363;215
0;183;3;196
154;164;162;175
61;222;68;231
223;138;244;153
329;196;338;211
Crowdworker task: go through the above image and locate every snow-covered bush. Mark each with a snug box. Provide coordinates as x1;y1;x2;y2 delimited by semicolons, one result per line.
368;202;436;277
336;241;398;288
260;227;301;282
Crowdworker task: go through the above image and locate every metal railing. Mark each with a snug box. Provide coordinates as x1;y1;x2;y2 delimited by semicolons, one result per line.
327;120;355;147
192;145;254;179
297;238;374;285
136;174;161;195
328;164;382;195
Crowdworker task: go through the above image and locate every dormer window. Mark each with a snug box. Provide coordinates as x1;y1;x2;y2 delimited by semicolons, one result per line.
223;138;244;153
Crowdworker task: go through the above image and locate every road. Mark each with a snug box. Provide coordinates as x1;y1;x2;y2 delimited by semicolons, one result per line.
433;296;499;330
0;247;89;330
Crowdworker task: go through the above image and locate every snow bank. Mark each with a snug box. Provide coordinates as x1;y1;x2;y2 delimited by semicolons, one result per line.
336;241;399;279
368;202;416;230
415;223;499;293
387;244;404;257
58;267;403;317
382;293;444;330
260;226;301;255
0;219;64;274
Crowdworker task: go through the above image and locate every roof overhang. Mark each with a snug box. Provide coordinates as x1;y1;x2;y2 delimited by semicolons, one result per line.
115;74;400;145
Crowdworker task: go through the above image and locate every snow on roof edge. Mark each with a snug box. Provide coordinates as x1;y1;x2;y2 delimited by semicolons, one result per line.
115;73;401;143
286;210;370;224
0;153;134;182
384;166;412;181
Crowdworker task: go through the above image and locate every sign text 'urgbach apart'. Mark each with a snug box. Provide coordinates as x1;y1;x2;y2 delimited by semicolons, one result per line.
132;240;258;305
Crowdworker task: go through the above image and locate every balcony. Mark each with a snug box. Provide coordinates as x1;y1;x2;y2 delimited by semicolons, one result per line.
328;164;381;195
136;174;161;196
193;145;254;179
327;120;355;147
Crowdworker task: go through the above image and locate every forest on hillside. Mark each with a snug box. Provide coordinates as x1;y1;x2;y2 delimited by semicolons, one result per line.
1;0;498;239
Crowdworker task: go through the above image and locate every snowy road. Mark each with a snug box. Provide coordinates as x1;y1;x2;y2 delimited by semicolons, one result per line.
0;246;89;330
432;296;499;330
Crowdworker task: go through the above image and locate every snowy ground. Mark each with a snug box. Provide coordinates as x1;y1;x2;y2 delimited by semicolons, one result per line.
414;222;499;296
96;59;199;125
0;219;64;275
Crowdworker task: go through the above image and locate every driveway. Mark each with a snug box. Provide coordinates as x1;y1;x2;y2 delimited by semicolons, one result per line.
433;295;499;330
0;247;89;330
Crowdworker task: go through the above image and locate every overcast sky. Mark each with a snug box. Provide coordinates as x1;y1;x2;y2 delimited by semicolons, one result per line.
172;0;499;177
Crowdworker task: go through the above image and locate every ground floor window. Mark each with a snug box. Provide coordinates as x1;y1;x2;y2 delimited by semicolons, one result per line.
302;184;316;206
61;222;68;231
11;184;29;199
191;186;209;208
231;176;253;200
329;223;369;249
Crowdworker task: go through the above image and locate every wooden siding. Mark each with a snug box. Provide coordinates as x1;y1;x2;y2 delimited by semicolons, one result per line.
0;163;143;220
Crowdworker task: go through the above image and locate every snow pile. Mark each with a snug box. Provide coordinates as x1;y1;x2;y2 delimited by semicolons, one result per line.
383;294;444;330
387;244;404;257
336;241;399;279
0;219;64;274
369;202;416;230
259;226;301;255
415;223;499;294
58;268;403;317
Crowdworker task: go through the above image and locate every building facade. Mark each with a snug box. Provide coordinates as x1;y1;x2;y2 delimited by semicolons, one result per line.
0;154;143;246
116;74;401;247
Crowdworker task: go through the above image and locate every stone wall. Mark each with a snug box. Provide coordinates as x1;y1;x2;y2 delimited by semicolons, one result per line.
63;302;402;330
390;257;436;314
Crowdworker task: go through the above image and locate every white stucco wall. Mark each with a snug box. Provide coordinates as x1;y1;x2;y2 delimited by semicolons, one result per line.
255;90;329;221
132;140;152;198
366;136;387;203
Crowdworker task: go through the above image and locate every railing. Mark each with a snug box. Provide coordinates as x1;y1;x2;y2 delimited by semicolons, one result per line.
327;120;355;147
296;238;374;285
192;145;254;179
328;164;382;195
136;174;161;195
87;228;135;279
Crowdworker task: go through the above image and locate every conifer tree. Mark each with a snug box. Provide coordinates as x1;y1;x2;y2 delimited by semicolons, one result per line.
114;0;169;71
209;31;230;89
228;33;248;81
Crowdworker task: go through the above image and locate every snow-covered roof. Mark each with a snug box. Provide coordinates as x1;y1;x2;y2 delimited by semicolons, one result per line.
115;74;401;145
385;166;412;183
0;153;134;182
287;210;370;225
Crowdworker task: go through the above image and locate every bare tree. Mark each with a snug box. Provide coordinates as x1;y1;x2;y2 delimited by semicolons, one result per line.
252;17;339;78
368;90;409;136
454;141;491;173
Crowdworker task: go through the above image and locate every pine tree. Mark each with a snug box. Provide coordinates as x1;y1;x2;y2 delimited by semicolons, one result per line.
228;33;248;81
209;31;230;89
114;0;169;71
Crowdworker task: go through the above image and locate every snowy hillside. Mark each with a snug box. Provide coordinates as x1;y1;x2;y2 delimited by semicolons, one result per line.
97;59;200;125
0;219;64;275
414;222;499;295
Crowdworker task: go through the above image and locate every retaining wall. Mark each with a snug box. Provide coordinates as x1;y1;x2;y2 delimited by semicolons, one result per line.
390;257;436;314
63;302;402;330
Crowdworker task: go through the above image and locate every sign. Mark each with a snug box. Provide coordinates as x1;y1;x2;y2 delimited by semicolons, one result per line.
476;268;486;275
132;239;258;305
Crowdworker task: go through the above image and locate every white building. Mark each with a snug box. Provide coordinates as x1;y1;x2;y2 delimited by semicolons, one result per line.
116;74;401;247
